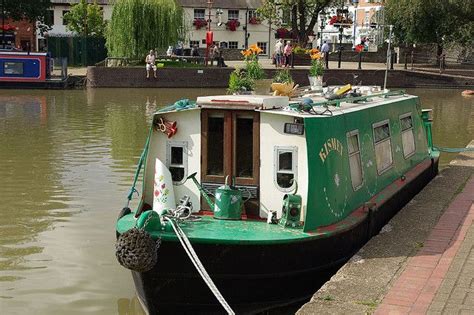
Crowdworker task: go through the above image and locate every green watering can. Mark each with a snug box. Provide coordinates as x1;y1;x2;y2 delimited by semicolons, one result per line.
187;172;242;220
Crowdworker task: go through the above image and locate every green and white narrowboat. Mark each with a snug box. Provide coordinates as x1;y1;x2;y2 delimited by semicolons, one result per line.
115;89;439;314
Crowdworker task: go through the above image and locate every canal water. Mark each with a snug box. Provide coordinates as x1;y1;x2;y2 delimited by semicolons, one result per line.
0;88;472;314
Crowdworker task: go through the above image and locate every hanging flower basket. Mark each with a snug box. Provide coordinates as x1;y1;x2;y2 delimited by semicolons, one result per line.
0;24;16;32
226;20;240;31
249;17;261;25
275;28;291;39
193;18;207;30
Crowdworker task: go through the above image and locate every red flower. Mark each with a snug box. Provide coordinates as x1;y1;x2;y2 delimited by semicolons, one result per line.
249;17;261;25
226;20;240;31
193;18;207;30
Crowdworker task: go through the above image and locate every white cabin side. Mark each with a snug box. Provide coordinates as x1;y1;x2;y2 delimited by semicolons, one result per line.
259;112;308;219
143;109;202;211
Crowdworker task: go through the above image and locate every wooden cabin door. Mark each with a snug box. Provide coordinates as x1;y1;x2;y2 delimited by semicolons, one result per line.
201;109;260;216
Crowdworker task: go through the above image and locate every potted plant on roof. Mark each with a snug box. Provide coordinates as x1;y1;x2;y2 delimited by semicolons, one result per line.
308;48;324;92
271;69;298;97
243;44;271;94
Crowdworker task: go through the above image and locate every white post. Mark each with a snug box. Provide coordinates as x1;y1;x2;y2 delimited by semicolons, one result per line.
383;24;393;91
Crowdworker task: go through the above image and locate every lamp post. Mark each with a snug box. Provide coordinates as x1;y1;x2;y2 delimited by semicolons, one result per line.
352;0;359;48
205;0;213;66
318;11;326;48
244;7;248;49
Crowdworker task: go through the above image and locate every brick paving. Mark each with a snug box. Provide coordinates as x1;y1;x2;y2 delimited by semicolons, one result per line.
375;176;474;315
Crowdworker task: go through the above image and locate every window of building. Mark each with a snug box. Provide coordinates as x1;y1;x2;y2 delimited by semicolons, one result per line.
274;146;298;191
281;10;291;25
62;10;69;25
248;10;260;20
201;39;206;45
194;9;205;19
257;42;268;55
44;10;54;25
228;41;238;49
400;113;416;158
373;120;393;174
189;40;200;48
347;130;363;190
166;141;188;184
228;10;239;20
4;62;24;75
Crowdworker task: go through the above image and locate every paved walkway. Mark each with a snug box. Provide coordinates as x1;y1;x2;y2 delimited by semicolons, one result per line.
375;177;474;314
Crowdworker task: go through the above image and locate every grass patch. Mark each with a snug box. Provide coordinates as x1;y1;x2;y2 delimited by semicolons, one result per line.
319;295;335;301
355;300;378;308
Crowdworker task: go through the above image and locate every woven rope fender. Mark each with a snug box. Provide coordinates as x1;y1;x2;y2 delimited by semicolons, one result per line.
115;228;161;272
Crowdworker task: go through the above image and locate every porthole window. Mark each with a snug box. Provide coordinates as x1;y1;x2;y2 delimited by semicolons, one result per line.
274;146;298;192
347;130;363;190
373;120;393;174
166;141;188;185
400;113;416;158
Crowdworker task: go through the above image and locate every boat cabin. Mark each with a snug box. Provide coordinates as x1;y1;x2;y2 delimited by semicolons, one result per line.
141;91;432;232
0;51;51;82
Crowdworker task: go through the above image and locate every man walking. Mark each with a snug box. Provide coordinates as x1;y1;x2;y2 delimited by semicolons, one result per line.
274;39;283;68
321;41;330;69
145;49;157;79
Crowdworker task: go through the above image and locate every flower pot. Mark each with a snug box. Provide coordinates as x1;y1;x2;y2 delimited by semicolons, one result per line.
253;79;273;95
308;75;323;92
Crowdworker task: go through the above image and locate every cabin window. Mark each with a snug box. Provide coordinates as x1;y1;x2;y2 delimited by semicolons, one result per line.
166;141;188;185
4;62;24;75
207;115;224;176
400;113;416;158
274;146;298;192
347;130;363;190
373;120;393;174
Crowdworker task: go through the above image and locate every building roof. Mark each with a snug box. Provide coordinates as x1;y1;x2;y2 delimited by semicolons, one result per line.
51;0;111;4
177;0;262;9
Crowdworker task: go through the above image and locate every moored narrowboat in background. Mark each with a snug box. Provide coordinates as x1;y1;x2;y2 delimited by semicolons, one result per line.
115;88;439;314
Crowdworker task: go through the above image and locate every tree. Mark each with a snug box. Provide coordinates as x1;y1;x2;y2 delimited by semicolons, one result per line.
258;0;333;47
63;0;106;37
106;0;184;59
2;0;52;23
385;0;474;56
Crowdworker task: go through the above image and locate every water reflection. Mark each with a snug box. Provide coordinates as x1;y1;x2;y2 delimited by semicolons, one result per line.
0;88;472;314
409;88;474;166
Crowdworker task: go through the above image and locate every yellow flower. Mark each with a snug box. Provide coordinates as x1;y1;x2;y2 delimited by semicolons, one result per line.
241;49;252;57
249;43;263;54
310;53;322;60
309;48;320;55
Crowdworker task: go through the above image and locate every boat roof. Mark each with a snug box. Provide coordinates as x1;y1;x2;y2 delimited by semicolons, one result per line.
154;89;417;118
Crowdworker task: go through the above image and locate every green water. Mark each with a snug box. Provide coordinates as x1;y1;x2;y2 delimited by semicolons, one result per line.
0;88;472;314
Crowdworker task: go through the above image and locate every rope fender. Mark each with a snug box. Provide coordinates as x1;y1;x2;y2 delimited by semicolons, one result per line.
115;228;161;273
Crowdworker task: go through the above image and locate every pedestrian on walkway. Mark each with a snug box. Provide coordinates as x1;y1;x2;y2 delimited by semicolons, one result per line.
145;49;157;79
284;41;293;68
274;39;284;68
321;41;330;69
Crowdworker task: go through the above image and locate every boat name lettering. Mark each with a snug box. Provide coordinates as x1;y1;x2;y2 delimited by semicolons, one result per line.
319;138;343;163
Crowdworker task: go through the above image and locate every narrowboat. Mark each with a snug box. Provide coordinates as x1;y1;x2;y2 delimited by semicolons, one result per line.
115;88;439;314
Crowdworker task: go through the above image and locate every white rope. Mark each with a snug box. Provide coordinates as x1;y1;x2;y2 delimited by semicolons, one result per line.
164;217;235;315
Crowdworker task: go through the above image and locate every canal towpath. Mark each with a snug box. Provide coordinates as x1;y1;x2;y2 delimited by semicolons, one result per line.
297;141;474;314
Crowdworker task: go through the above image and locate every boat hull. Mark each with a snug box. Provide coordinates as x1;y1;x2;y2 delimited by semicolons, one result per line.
128;157;439;314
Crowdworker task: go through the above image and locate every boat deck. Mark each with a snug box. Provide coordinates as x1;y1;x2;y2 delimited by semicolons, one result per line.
117;205;368;245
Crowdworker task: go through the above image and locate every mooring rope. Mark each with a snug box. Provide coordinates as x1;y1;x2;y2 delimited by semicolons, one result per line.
433;146;474;153
164;217;235;315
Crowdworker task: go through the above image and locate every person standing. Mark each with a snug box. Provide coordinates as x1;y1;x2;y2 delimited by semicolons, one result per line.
212;44;220;66
274;39;283;68
284;41;293;68
145;49;157;79
321;41;330;69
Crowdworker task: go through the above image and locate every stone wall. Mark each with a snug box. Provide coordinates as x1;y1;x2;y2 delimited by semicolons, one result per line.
87;66;474;89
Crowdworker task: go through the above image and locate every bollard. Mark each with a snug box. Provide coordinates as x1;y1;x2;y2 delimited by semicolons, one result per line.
390;51;394;70
404;53;408;70
338;47;342;69
325;52;329;69
411;51;414;70
358;52;362;70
